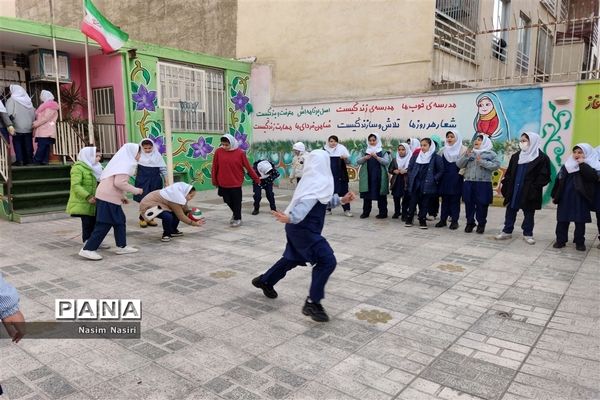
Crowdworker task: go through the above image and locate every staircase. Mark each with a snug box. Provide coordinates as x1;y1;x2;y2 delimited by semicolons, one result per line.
5;164;72;223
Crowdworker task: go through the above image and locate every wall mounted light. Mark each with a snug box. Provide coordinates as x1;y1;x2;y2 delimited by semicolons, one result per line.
553;96;570;105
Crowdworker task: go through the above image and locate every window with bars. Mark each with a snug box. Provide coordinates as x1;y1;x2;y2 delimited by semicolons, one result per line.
434;0;480;62
158;62;225;133
492;0;510;62
516;13;531;73
535;23;554;81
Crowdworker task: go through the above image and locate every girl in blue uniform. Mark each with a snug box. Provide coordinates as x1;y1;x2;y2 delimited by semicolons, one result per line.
436;130;466;230
496;132;551;244
456;135;500;234
324;135;353;217
389;143;411;220
405;138;444;229
252;150;356;322
552;144;599;251
135;138;167;227
357;133;391;219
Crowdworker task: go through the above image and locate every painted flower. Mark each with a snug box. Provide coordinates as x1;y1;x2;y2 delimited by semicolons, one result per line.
132;85;157;112
148;133;166;155
231;90;249;112
190;137;214;159
235;131;249;151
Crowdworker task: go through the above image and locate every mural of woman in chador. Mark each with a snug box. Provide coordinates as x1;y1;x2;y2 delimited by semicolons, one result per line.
473;92;511;141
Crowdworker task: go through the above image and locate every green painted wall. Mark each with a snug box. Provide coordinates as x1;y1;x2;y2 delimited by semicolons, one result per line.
573;81;600;146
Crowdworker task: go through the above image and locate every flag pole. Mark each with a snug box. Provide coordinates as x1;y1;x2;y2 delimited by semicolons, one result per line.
83;0;94;145
49;0;63;121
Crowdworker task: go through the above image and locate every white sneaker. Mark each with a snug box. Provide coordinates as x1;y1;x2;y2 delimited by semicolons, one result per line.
79;248;103;260
326;209;332;215
344;210;353;217
115;246;139;255
495;232;512;240
230;220;242;228
523;236;536;245
98;243;111;249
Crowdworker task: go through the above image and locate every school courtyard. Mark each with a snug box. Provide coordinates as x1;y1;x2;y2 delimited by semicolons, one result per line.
0;188;598;400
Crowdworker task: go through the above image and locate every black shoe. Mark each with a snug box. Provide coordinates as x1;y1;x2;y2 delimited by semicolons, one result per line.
251;209;259;215
575;244;586;251
252;275;278;298
419;220;428;229
449;221;459;230
391;213;400;219
360;214;369;219
375;214;387;219
302;298;329;322
476;225;485;234
161;235;171;242
404;219;413;227
465;224;475;233
171;230;184;237
553;242;566;249
11;161;24;166
435;220;447;228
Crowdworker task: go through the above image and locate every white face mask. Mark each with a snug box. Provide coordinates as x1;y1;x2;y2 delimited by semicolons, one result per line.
519;142;529;151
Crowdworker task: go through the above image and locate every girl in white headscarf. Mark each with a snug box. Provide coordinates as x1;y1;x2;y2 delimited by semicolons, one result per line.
252;150;356;323
66;147;104;244
211;134;261;227
79;143;143;260
324;134;352;216
139;182;204;242
290;141;306;184
357;133;391;218
32;90;59;165
456;134;500;234
551;143;600;251
0;99;15;142
436;130;467;230
496;132;551;244
5;85;35;165
134;138;167;227
389;143;411;220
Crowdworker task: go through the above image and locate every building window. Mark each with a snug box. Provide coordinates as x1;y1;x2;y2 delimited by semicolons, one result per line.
535;23;554;81
492;0;510;61
434;0;480;62
516;13;531;74
157;61;225;133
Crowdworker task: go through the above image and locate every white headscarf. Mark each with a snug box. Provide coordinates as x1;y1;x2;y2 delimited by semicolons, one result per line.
221;134;239;151
409;138;420;152
0;99;6;113
396;143;411;170
518;132;542;164
366;133;383;155
77;146;103;181
473;135;493;154
100;143;139;179
442;130;463;163
563;143;600;173
9;85;33;109
284;149;334;214
293;142;306;152
160;182;193;205
256;160;273;178
138;138;166;168
416;139;436;164
40;90;55;102
324;141;350;158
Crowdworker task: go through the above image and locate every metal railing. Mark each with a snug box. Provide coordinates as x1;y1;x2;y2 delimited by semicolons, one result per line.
56;121;125;160
0;134;13;215
56;121;86;162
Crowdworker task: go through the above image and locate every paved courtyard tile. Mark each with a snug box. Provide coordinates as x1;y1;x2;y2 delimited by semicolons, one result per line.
0;188;599;399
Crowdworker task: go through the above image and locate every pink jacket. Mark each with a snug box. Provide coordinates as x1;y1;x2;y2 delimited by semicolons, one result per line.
32;101;59;139
95;174;141;205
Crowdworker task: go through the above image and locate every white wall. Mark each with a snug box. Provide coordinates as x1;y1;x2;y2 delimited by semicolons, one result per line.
0;0;16;17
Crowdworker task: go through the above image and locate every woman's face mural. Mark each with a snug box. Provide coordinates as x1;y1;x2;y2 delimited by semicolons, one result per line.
478;97;494;115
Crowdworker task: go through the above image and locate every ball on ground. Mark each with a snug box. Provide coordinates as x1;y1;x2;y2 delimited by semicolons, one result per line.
188;207;204;221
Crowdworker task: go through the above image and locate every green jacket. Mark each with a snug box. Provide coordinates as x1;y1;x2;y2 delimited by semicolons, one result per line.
66;161;98;216
358;152;391;195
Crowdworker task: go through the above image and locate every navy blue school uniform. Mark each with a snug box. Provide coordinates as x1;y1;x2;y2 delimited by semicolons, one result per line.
134;165;163;203
83;199;127;250
252;160;279;211
438;155;463;224
359;151;389;217
260;201;336;303
389;159;409;219
329;156;350;212
406;153;444;223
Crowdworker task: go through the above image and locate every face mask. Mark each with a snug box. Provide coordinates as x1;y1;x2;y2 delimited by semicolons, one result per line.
519;142;529;151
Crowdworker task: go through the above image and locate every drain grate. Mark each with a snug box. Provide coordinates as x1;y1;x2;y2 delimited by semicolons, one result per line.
496;311;512;318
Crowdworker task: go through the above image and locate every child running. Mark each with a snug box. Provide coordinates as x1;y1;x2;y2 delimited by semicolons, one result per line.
436;130;467;230
456;135;500;234
357;133;391;219
551;143;599;251
389;143;411;220
211;134;261;227
78;143;143;260
252;149;356;322
134;138;167;227
140;182;204;242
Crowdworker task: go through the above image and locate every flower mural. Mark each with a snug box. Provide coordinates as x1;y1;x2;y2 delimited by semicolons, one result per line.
189;136;214;159
231;90;249;112
148;132;166;155
234;131;249;151
132;84;157;112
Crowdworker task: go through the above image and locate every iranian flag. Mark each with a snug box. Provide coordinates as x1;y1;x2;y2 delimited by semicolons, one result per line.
80;0;129;53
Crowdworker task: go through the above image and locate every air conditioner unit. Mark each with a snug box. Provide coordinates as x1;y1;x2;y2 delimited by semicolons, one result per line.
29;49;71;82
